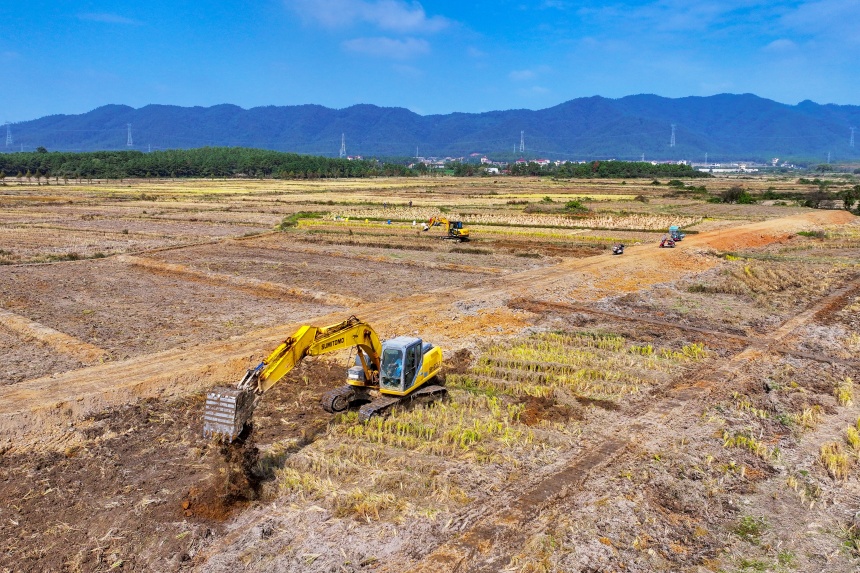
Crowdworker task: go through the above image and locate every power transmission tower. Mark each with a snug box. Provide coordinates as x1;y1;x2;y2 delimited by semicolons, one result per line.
851;127;856;148
827;151;831;164
641;153;645;162
705;152;708;164
339;133;346;158
126;124;133;147
670;124;676;148
4;122;11;148
519;131;524;154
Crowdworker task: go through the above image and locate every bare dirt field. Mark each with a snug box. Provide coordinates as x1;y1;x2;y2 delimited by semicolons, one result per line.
1;176;859;573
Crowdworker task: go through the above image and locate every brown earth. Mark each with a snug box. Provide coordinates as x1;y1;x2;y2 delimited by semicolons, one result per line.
0;360;341;572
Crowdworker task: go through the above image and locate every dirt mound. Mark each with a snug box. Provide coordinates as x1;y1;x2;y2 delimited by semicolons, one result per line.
182;433;263;523
519;395;582;425
445;348;474;376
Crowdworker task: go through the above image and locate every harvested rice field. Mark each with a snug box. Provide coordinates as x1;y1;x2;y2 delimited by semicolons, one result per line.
1;176;859;572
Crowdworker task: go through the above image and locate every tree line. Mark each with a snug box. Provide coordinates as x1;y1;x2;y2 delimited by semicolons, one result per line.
510;160;710;179
0;148;409;181
0;147;709;182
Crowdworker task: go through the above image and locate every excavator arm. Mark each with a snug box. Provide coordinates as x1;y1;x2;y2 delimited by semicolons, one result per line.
251;317;382;393
203;316;382;441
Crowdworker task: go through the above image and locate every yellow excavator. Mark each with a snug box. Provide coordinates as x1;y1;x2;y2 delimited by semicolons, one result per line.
203;316;445;442
425;216;470;242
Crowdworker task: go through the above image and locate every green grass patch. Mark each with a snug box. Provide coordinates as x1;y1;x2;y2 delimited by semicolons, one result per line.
796;230;826;239
734;516;768;545
278;210;327;230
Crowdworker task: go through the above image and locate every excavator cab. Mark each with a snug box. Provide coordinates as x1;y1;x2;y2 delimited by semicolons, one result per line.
380;337;423;392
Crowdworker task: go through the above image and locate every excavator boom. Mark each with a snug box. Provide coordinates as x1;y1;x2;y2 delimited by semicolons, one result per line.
203;316;382;441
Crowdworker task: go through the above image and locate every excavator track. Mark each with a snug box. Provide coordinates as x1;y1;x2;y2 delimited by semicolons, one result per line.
358;384;447;422
320;384;371;413
358;396;401;422
410;384;448;404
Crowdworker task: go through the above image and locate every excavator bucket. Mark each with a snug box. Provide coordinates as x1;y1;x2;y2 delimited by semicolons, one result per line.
202;386;255;442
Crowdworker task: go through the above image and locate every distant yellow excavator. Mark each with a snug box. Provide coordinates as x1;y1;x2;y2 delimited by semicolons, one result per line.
425;216;470;242
203;316;445;442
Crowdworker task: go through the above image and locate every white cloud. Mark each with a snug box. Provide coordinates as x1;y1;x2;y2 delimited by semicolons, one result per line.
517;86;551;97
509;65;551;82
779;0;860;39
1;51;20;61
342;37;430;59
576;0;774;34
78;13;141;25
467;47;486;58
288;0;449;33
509;69;536;81
763;38;797;52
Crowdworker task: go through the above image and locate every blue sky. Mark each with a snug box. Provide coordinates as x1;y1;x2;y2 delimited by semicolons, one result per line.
2;0;858;121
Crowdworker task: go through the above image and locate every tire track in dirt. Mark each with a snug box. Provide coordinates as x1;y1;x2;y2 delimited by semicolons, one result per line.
397;361;736;573
0;307;107;363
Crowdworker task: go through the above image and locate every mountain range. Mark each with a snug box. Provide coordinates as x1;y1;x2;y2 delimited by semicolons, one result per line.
5;94;860;163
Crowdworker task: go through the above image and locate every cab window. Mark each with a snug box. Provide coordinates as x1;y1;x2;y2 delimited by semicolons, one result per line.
403;342;420;389
380;348;403;390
